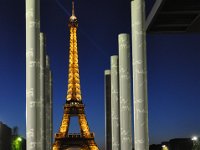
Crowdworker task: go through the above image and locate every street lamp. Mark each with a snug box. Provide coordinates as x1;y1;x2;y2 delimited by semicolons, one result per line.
191;136;199;150
192;136;198;141
162;145;166;148
162;145;169;150
16;137;22;142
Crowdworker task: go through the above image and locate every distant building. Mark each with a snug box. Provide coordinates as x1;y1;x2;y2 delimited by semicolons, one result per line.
0;122;12;150
150;138;193;150
169;138;193;150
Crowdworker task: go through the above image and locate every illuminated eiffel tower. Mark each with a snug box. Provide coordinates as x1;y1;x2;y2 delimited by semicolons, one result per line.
52;1;99;150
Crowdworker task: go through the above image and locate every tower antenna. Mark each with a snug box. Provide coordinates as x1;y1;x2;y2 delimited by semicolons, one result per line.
72;0;75;16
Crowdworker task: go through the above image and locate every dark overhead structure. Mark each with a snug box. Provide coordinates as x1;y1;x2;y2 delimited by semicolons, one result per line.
146;0;200;33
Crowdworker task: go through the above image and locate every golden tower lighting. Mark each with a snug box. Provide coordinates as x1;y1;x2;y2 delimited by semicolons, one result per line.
52;0;99;149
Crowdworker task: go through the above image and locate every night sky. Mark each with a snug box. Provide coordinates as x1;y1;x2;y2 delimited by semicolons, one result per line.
1;0;200;148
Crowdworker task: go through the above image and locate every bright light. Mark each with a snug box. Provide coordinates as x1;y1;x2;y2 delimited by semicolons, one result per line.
17;137;22;142
192;136;198;141
162;145;169;150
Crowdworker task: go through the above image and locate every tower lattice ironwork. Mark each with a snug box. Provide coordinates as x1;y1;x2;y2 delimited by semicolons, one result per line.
52;1;99;150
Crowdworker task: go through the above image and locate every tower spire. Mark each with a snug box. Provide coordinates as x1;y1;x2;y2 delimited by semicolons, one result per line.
69;0;78;27
72;0;75;16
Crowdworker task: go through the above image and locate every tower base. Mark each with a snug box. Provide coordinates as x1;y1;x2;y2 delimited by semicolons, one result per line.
52;102;99;150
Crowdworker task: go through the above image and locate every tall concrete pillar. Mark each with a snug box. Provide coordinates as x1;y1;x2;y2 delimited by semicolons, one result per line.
118;34;132;150
39;33;45;150
104;70;112;150
26;0;40;149
45;55;53;150
49;70;53;149
110;56;120;150
131;0;149;150
36;36;41;150
45;55;50;150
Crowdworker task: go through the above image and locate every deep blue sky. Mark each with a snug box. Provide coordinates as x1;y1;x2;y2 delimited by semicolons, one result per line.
0;0;200;148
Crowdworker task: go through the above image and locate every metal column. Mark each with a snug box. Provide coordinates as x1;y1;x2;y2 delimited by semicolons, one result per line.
131;0;149;150
110;56;120;150
104;70;112;150
26;0;40;149
118;34;132;150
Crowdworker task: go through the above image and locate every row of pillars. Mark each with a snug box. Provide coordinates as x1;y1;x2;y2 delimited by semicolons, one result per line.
26;0;53;150
105;0;148;150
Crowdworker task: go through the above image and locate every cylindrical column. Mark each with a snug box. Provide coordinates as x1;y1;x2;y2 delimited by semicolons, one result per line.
118;34;132;150
104;70;112;150
49;70;53;149
39;33;45;150
110;56;120;150
36;34;41;150
45;55;50;150
131;0;149;150
26;0;40;149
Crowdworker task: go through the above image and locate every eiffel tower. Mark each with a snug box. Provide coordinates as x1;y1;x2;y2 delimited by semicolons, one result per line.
52;1;99;150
